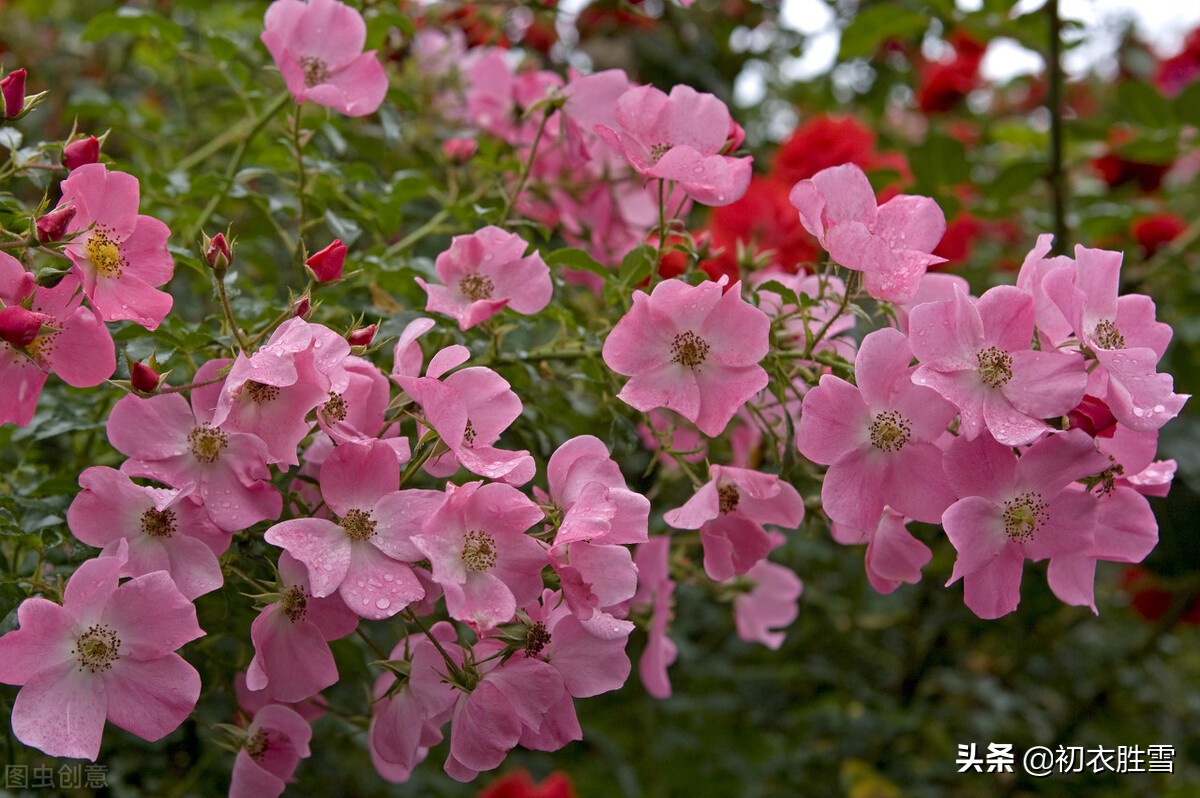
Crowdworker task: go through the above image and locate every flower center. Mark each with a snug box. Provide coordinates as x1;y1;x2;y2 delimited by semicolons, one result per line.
74;624;121;673
718;484;740;514
245;728;269;762
321;391;347;424
461;530;497;572
281;585;308;622
188;424;229;464
671;331;710;370
140;507;177;539
1093;319;1125;350
463;419;476;447
869;410;911;452
1001;492;1047;543
244;380;279;404
525;621;551;657
339;508;376;542
458;273;495;301
23;331;56;365
300;56;330;88
649;142;672;163
977;346;1013;388
84;224;127;279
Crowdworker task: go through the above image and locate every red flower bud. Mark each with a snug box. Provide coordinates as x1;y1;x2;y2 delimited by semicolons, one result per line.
1;69;26;119
62;136;101;171
443;137;479;163
347;323;377;347
204;232;233;271
36;204;77;244
292;294;312;319
130;361;161;394
0;305;46;347
305;239;347;283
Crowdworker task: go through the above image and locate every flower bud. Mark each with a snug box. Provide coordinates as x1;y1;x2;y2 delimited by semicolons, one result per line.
1;69;26;119
0;305;45;347
36;203;77;244
130;361;162;394
347;323;376;348
305;239;347;283
62;136;101;171
443;137;478;163
292;294;312;319
204;232;233;272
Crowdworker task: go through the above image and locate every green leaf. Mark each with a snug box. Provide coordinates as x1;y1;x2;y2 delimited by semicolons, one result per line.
1116;82;1175;129
909;133;970;194
617;244;655;288
545;247;610;277
82;8;185;46
1175;81;1200;128
990;160;1046;199
839;6;928;61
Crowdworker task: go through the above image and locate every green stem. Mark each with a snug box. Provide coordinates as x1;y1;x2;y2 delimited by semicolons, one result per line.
292;102;308;275
1046;0;1068;253
215;270;251;351
383;208;450;258
499;107;552;226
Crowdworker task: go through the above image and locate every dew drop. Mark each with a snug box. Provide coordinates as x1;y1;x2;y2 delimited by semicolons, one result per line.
383;573;395;582
375;598;390;610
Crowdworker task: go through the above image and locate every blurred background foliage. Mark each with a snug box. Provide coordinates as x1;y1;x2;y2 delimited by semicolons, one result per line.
1;0;1198;795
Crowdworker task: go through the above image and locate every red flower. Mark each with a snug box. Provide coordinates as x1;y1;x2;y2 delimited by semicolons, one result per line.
479;769;577;798
1132;213;1186;257
916;31;986;114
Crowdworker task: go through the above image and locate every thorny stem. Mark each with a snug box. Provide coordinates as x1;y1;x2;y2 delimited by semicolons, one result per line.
215;270;252;351
804;268;858;358
153;373;228;396
292;101;308;276
402;609;466;684
650;178;670;288
499;106;552;226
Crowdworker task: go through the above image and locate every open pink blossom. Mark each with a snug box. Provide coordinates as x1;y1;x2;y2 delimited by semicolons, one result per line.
664;464;804;581
261;0;388;116
417;226;551;331
0;541;204;760
910;284;1087;446
67;466;229;600
229;704;313;798
832;508;933;595
788;163;946;302
412;480;546;631
630;537;677;699
729;539;803;650
235;672;327;724
108;391;281;533
246;552;358;702
264;441;425;619
1;269;114;427
942;430;1110;619
58;163;174;329
212;318;350;466
1041;244;1188;431
596;84;752;206
797;327;957;531
603;276;770;437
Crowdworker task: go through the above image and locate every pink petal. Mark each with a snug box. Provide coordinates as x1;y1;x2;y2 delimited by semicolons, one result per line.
795;374;870;464
1047;555;1098;613
320;441;399;516
248;604;338;702
821;447;888;532
875;194;945;253
883;443;956;524
943;496;1010;583
943;434;1015;502
102;571;204;658
338;543;424;619
961;544;1025;619
265;518;351;598
104;655;201;742
45;306;116;386
976;285;1034;353
0;598;74;684
11;662;108;760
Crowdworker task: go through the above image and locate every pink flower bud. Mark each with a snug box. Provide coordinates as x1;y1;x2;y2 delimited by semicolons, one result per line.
130;361;161;394
723;119;745;154
305;239;347;283
1;69;26;119
347;323;376;347
443;137;479;163
292;294;312;319
204;232;232;271
0;305;45;347
62;136;101;171
36;204;77;243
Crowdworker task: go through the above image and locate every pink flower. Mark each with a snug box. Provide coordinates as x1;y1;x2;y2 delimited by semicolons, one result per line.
910;284;1087;446
261;0;389;117
832;509;933;595
545;435;650;548
942;430;1110;619
107;389;282;533
0;541;204;760
602;276;770;437
797;327;957;531
731;552;803;650
1;68;26;118
664;464;805;581
1041;244;1188;431
35;203;77;243
788;163;946;302
304;238;347;282
246;552;358;702
417;226;552;331
66;466;230;600
58;163;174;329
229;704;312;798
0;268;115;428
631;537;677;698
596;84;752;206
264;441;425;619
413;481;546;631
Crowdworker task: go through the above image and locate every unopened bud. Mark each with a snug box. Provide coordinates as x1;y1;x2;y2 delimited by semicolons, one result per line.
1;69;26;119
62;136;101;171
305;239;347;283
292;294;312;319
204;232;232;272
348;323;377;348
0;305;45;347
130;361;161;394
443;137;479;163
36;203;77;243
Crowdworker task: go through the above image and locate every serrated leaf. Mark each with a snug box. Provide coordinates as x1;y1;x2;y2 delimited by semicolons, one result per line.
545;247;610;277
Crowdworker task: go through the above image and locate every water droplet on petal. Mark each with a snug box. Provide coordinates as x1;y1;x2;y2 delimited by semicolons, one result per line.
375;598;390;610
